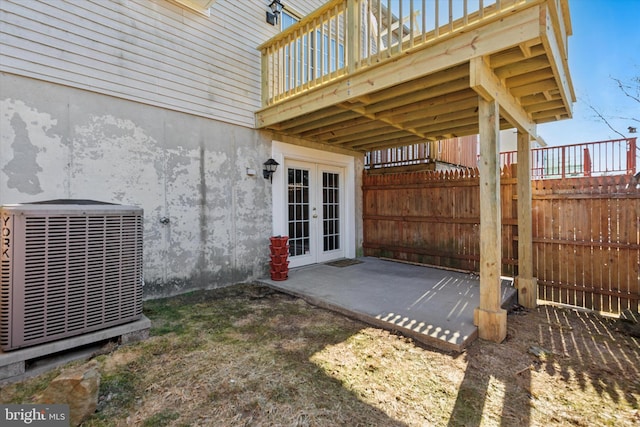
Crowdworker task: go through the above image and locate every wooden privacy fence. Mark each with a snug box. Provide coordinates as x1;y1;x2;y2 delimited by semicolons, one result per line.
363;167;640;314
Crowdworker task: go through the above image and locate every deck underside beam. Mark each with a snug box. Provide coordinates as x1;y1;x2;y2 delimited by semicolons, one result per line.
470;56;538;140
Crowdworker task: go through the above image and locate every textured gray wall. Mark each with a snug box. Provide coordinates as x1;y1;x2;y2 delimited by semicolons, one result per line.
1;74;274;298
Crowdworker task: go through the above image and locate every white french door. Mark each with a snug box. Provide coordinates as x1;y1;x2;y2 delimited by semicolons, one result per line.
286;160;344;267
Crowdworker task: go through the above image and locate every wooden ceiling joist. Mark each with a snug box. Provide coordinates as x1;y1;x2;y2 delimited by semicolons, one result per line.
299;115;373;138
364;77;471;116
276;109;358;133
338;130;417;148
415;115;479;136
348;134;426;151
489;44;546;69
506;69;555;88
520;93;551;106
406;108;479;131
312;119;390;141
374;88;476;121
518;40;539;58
531;107;569;121
523;99;565;113
495;55;551;80
387;99;478;127
361;64;470;106
510;78;558;97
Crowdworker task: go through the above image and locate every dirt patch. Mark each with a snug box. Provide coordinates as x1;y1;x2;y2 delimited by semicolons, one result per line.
1;283;638;426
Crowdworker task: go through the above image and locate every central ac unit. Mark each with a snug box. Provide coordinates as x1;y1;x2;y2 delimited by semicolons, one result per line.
0;200;144;351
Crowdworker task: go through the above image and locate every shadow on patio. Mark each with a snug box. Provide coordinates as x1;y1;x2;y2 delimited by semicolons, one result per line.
259;257;516;352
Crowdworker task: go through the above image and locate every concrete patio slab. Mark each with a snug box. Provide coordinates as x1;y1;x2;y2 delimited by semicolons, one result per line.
259;257;516;352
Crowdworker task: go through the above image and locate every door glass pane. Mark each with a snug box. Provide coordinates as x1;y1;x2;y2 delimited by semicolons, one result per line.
322;172;340;251
288;167;310;257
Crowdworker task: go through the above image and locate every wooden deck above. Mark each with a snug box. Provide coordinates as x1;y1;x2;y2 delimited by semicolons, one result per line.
256;0;575;152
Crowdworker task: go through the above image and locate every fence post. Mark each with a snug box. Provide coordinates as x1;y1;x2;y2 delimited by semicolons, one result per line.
627;137;637;175
583;148;592;177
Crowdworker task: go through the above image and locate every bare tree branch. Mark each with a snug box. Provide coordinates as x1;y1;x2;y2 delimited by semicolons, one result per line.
612;77;640;104
587;103;627;138
610;115;640;124
587;75;638;136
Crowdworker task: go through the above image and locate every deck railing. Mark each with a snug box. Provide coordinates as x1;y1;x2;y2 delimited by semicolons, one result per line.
365;138;638;178
365;135;478;169
259;0;567;107
500;137;638;179
365;142;433;168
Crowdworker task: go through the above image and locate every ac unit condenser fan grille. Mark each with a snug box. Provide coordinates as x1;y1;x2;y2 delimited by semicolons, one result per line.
0;204;143;351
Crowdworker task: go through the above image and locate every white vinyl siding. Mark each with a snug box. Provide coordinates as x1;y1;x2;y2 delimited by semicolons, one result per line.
0;0;324;128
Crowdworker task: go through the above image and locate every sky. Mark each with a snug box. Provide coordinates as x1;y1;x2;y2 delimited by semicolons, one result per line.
537;0;640;146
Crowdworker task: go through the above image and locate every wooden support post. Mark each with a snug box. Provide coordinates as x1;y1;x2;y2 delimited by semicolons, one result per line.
474;96;507;343
516;130;538;308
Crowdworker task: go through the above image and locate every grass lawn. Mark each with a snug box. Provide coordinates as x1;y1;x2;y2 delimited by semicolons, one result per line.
1;283;639;426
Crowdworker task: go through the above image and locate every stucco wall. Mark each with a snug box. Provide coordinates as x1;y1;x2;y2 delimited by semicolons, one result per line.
1;73;274;298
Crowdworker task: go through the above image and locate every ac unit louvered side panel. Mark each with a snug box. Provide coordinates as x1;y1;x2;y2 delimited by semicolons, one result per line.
0;213;13;349
0;205;143;351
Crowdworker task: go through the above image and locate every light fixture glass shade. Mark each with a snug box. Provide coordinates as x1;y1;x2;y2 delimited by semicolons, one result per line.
269;0;283;14
264;158;279;172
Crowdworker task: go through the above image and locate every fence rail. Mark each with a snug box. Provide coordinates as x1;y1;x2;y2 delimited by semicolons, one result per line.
259;0;561;106
363;168;640;314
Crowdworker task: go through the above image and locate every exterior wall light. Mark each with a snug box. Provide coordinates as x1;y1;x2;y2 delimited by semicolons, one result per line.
266;0;284;25
263;158;279;182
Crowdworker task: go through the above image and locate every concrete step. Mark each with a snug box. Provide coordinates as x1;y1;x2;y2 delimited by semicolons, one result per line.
500;277;518;311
